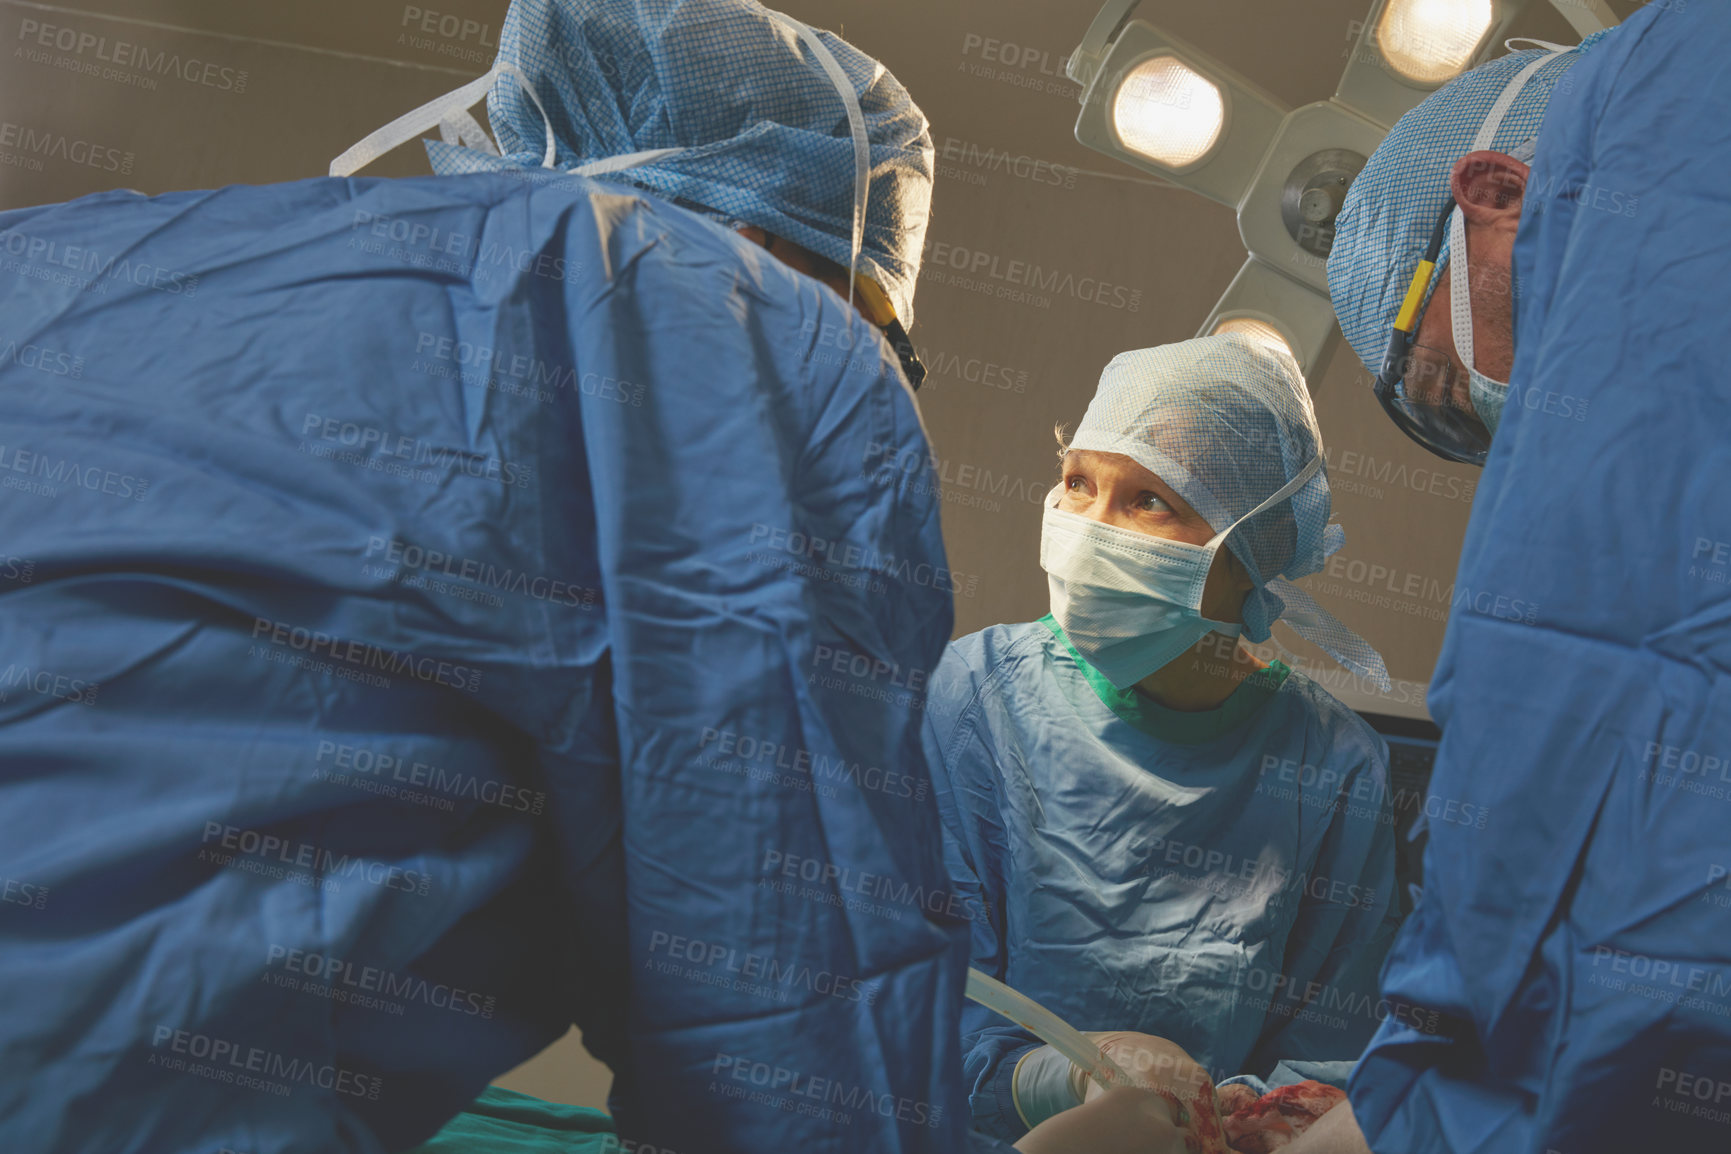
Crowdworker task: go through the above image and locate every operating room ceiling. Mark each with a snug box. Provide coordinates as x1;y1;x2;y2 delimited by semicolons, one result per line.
0;0;1646;718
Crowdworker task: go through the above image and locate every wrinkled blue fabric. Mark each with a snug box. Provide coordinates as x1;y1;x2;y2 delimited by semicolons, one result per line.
923;620;1398;1141
1348;4;1731;1152
0;173;992;1153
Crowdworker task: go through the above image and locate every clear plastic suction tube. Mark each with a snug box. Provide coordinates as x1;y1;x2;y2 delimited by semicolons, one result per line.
964;968;1132;1093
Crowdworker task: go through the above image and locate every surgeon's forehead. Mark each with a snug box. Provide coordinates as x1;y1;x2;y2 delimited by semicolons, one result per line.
1064;447;1157;475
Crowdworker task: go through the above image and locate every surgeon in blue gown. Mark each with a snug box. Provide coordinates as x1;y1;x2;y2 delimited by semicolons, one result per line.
923;335;1401;1145
0;2;1155;1152
1298;4;1731;1152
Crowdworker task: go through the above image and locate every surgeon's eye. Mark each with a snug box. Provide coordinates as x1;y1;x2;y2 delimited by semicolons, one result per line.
1060;474;1097;502
1136;492;1173;514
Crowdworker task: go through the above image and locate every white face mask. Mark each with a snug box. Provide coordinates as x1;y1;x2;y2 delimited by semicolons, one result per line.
1040;457;1321;691
1467;364;1509;435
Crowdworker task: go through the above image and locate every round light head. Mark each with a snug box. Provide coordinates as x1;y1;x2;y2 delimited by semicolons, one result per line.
1376;0;1494;86
1111;55;1226;169
1212;316;1294;361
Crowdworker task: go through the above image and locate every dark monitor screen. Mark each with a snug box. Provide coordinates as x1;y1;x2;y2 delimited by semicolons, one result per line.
1359;713;1440;919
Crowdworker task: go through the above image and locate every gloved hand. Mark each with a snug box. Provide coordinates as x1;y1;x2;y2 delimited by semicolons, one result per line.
1013;1084;1194;1154
1013;1031;1224;1152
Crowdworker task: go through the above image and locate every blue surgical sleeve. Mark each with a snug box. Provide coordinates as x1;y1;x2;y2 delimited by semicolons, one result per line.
922;662;1043;1142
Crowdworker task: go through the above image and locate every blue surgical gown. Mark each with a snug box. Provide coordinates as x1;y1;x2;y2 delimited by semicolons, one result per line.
1348;4;1731;1151
923;618;1398;1141
0;174;995;1154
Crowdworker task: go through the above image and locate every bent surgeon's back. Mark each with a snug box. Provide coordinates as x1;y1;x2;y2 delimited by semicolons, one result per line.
0;172;969;1154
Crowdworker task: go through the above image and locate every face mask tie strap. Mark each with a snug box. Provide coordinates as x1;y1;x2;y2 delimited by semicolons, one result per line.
329;15;873;323
438;109;500;156
764;12;871;314
330;60;559;177
1205;452;1323;553
331;68;501;177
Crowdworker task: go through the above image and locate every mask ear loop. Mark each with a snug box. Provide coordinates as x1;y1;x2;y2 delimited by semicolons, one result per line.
1448;49;1565;386
494;62;559;169
568;148;688;177
330;13;873;312
764;13;870;315
438;109;500;156
1197;452;1393;689
331;67;500;176
1197;453;1321;631
1203;454;1323;554
1201;455;1393;690
330;59;557;177
1504;36;1571;53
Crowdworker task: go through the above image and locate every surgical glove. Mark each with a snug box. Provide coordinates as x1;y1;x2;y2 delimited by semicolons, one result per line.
1013;1032;1224;1149
1013;1084;1195;1154
1011;1043;1082;1129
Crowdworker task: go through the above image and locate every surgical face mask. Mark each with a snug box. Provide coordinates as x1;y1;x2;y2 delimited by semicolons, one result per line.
1450;208;1510;438
1040;457;1320;690
1467;363;1508;435
1041;509;1240;690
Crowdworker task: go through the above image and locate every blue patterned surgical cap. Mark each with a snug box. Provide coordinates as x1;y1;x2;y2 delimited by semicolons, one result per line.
425;0;936;324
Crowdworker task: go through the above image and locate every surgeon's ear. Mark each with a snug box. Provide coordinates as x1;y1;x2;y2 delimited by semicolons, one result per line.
1451;150;1529;226
735;225;772;250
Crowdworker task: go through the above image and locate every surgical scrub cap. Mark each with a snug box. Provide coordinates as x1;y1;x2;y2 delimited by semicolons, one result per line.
1070;334;1334;642
425;0;936;325
1327;36;1606;376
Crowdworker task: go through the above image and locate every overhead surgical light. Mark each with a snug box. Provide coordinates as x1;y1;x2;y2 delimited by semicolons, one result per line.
1071;15;1288;210
1377;0;1496;85
1112;56;1225;168
1066;0;1621;379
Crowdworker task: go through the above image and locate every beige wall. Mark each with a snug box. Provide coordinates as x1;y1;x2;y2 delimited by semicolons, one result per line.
0;0;1638;1110
494;1026;613;1110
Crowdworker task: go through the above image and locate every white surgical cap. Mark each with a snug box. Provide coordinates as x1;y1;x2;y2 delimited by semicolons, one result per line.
1070;334;1389;689
425;0;936;325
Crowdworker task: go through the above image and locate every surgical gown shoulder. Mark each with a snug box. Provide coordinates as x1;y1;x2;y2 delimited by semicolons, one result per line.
7;170;820;305
923;622;1049;742
1266;671;1388;768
